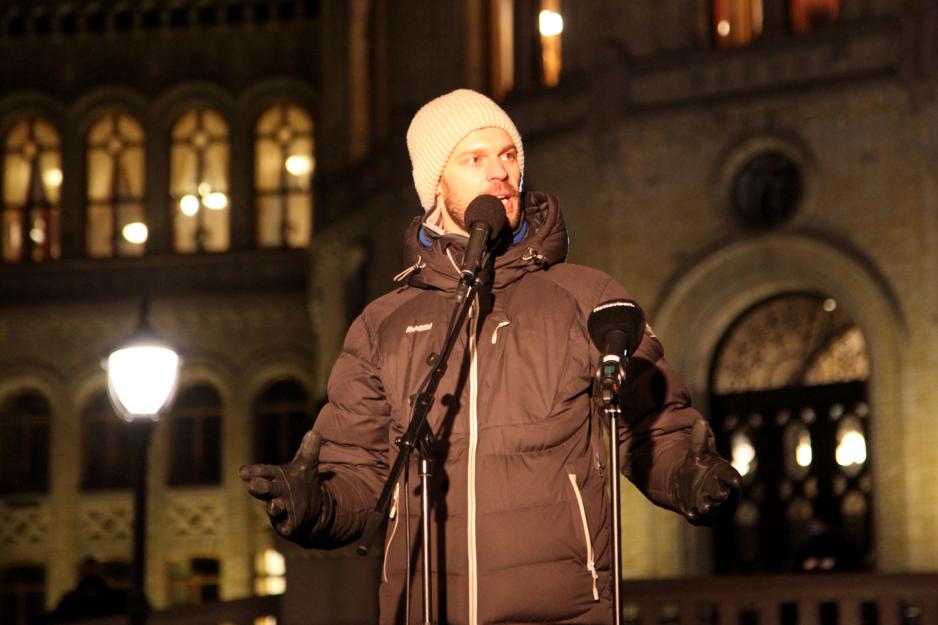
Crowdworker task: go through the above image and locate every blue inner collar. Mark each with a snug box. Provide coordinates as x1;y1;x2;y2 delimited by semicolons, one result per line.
419;218;528;249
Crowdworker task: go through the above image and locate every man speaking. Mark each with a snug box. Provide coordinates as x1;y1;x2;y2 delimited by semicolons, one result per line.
240;89;740;625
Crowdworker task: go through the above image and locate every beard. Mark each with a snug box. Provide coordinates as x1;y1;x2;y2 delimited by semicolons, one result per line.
440;180;521;233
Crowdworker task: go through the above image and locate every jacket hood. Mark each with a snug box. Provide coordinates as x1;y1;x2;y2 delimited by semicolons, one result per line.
397;191;569;292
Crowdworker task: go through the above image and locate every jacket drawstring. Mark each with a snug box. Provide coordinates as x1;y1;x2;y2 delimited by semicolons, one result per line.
393;256;426;283
522;247;547;266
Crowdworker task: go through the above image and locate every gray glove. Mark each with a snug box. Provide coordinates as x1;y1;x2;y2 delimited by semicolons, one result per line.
669;419;741;526
239;430;330;540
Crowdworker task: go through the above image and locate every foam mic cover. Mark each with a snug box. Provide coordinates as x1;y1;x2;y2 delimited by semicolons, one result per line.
587;299;646;360
465;194;507;240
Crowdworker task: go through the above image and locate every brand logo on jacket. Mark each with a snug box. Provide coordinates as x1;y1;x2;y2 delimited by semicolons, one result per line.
405;323;433;334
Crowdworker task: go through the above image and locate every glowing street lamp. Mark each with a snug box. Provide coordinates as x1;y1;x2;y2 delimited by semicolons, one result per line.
104;300;180;625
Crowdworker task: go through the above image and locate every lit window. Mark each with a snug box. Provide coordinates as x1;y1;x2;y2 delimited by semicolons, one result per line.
1;117;61;262
489;0;514;100
255;549;286;596
835;416;867;474
87;112;146;257
170;108;230;253
731;431;756;477
254;105;314;249
0;390;51;494
795;430;812;467
789;0;839;34
713;0;763;48
538;1;562;87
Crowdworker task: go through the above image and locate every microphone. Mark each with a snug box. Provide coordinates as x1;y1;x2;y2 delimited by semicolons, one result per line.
457;194;506;295
587;299;646;392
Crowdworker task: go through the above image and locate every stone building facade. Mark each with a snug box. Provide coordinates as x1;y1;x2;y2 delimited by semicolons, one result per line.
1;0;937;622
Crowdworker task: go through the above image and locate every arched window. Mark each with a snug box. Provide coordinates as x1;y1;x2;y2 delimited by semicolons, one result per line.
254;104;313;249
0;390;51;494
81;391;135;490
86;112;147;257
167;556;220;606
252;379;311;464
170;108;230;253
0;565;45;625
1;117;61;262
710;293;872;573
167;384;222;486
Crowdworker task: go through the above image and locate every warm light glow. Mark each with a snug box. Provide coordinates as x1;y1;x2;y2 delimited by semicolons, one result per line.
254;549;286;596
263;549;285;576
538;10;563;37
29;228;46;244
44;167;63;188
179;194;200;216
285;154;313;176
717;19;731;36
796;431;813;467
122;222;149;244
731;432;756;477
107;345;180;421
836;430;867;466
823;298;837;312
203;192;228;210
197;182;212;196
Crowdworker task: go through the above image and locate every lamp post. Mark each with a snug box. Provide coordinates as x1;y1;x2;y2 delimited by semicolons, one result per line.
104;300;181;625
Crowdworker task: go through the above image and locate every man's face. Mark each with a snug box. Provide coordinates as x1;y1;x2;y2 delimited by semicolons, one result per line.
436;128;522;235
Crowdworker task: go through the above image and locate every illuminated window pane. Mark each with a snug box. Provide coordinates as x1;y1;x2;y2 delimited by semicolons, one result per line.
2;118;61;262
170;108;230;253
254;104;313;249
713;0;763;48
489;0;514;100
539;0;562;87
835;416;867;477
783;421;812;481
86;112;147;257
789;0;839;34
731;430;756;478
0;390;51;494
254;549;286;596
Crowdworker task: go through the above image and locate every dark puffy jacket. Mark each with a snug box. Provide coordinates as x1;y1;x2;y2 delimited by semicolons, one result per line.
310;192;701;625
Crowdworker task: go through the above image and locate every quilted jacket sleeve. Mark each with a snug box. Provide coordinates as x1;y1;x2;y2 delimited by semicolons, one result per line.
306;312;391;548
597;279;711;511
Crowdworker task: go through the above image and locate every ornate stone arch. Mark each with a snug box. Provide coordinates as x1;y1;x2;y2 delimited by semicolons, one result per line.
652;233;908;572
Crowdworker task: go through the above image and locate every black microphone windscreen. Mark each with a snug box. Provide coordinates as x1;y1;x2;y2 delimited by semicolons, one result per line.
465;194;507;240
587;299;646;357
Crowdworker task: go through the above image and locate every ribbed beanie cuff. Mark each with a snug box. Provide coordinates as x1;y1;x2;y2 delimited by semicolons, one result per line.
406;89;524;211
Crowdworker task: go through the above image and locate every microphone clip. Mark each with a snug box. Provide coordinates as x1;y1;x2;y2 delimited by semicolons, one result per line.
597;357;625;407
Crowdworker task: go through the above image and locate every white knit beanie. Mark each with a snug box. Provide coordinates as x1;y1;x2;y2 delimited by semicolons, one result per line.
406;89;525;211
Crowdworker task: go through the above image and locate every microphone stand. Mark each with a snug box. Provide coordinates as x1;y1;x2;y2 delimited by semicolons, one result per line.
598;359;626;625
357;274;482;625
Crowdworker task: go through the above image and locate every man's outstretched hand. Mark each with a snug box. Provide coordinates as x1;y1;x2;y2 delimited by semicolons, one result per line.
239;430;326;540
670;419;741;526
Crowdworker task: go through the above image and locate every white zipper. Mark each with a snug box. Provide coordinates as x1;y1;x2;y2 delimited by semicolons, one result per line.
567;473;600;601
381;482;401;583
467;303;480;625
